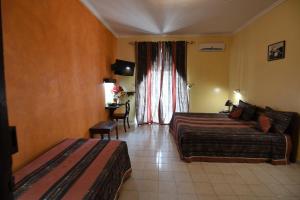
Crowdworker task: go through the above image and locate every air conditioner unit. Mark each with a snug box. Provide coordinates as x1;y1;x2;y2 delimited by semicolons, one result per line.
199;43;225;52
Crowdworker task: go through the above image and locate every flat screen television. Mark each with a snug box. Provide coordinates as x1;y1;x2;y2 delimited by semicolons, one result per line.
111;59;135;76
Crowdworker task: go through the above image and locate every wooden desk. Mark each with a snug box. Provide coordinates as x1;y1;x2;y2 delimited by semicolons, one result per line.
105;103;124;119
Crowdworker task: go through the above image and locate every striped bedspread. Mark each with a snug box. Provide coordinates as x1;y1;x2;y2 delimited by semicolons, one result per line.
14;139;131;200
169;113;291;164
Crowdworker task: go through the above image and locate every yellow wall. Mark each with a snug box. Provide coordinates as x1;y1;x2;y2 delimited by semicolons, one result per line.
116;35;231;122
229;0;300;159
2;0;116;170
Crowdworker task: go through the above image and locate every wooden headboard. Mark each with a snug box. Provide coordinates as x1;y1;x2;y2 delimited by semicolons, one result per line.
286;112;300;162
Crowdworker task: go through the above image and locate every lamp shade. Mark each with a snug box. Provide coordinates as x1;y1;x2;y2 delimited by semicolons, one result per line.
225;100;233;106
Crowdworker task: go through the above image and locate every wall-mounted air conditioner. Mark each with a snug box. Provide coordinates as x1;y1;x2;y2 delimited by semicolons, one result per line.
198;43;225;52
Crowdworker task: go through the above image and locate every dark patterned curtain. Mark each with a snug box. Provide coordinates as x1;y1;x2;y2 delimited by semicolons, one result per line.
135;41;188;125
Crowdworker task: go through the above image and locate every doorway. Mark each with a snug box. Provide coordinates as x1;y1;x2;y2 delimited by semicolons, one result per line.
0;1;14;199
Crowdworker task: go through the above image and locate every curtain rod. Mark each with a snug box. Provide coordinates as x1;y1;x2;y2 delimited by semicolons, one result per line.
128;41;195;45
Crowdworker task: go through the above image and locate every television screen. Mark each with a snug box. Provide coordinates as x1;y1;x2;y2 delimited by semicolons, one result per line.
111;59;135;76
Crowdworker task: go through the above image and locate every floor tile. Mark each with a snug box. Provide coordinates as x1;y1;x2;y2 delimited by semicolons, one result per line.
193;182;215;195
218;165;236;175
197;194;219;200
139;191;159;200
237;195;257;200
266;183;294;197
230;184;253;196
132;170;144;180
177;194;198;200
207;173;227;183
212;183;234;195
174;171;192;182
188;164;204;173
191;172;210;183
176;182;196;194
159;163;173;172
284;184;300;197
217;195;239;200
224;174;245;184
203;164;222;174
123;178;139;190
158;181;177;193
117;125;300;200
159;171;174;181
143;170;159;180
248;184;273;197
118;190;139;200
158;193;177;200
136;180;159;192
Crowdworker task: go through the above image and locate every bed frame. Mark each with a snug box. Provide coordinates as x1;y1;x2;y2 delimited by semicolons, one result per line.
13;139;132;200
171;108;300;164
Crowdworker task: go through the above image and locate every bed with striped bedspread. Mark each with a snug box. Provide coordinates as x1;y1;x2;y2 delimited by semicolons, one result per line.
169;113;291;164
13;139;131;200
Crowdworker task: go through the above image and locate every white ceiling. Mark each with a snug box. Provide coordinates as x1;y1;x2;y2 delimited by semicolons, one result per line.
81;0;282;37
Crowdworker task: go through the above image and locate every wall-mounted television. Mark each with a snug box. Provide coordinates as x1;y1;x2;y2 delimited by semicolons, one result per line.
111;59;135;76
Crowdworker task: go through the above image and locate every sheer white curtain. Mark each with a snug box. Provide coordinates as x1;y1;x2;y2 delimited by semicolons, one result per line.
135;41;188;125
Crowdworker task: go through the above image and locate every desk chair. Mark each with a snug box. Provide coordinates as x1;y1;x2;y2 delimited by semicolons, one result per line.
112;100;130;132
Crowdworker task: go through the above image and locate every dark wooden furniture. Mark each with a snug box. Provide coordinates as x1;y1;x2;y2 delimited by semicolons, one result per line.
105;103;125;119
112;100;130;132
89;121;119;139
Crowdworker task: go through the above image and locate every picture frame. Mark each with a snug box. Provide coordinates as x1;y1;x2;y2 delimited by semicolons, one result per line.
268;41;285;61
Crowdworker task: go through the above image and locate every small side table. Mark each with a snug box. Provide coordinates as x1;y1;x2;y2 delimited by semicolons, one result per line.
89;121;118;139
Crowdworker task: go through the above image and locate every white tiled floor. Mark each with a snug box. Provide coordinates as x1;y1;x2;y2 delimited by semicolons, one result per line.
114;124;300;200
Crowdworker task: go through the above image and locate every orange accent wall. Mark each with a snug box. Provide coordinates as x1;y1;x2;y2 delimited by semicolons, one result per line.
2;0;116;170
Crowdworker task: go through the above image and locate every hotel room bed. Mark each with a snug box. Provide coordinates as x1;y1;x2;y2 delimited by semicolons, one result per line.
170;112;298;165
13;139;131;200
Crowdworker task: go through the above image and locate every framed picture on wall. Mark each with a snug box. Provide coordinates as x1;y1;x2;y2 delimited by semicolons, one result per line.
268;41;285;61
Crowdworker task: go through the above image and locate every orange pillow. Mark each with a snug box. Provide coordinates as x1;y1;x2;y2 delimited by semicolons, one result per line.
229;107;243;119
258;115;272;133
